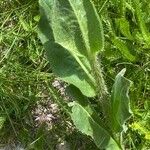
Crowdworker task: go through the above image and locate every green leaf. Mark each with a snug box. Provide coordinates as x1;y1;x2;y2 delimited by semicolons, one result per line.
68;0;104;55
0;116;6;130
132;0;150;45
19;17;30;32
116;18;133;40
111;68;132;132
38;0;104;97
38;6;96;97
39;0;104;57
67;85;121;149
45;42;96;97
112;37;136;62
70;101;121;149
39;0;104;63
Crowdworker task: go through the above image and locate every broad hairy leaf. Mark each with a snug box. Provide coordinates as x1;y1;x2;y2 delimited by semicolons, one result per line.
67;85;121;149
70;101;121;149
45;42;96;97
67;0;104;55
111;68;132;132
43;0;104;56
38;0;104;97
38;10;95;97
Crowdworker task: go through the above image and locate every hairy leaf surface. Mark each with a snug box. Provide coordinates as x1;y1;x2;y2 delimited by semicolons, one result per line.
68;0;104;54
70;101;121;149
38;0;104;97
67;85;120;149
111;69;132;132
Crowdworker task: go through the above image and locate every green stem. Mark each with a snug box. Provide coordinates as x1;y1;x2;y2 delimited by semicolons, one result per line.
90;55;111;126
